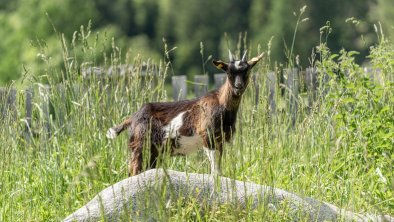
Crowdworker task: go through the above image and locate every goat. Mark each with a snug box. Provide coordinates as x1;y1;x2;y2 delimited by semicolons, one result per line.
106;51;264;176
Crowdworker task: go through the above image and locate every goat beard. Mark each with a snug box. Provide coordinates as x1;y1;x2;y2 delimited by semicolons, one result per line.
233;88;244;96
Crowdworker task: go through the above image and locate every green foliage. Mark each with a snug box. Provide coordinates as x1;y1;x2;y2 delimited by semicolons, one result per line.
0;2;393;220
0;23;393;220
1;0;394;85
0;13;24;84
315;37;394;213
373;0;394;38
0;0;99;85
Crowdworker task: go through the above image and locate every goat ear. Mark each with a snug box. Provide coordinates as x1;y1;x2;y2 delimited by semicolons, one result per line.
247;52;265;68
212;60;228;71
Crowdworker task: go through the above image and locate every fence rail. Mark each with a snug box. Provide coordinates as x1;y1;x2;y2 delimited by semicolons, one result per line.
0;67;384;138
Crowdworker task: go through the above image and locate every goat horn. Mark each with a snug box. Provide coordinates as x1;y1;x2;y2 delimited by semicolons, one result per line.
228;49;235;62
241;50;247;62
247;52;265;66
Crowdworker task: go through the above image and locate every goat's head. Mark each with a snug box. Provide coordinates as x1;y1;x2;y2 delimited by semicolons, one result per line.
213;50;264;96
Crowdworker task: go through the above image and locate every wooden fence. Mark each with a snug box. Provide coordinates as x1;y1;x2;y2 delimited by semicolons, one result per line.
0;67;384;136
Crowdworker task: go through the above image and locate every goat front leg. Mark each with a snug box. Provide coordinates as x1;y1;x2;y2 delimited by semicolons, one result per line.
203;147;222;175
202;134;223;175
202;130;223;175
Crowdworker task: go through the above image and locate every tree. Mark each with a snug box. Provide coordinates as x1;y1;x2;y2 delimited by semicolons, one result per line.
307;0;377;62
0;0;100;85
251;0;310;67
0;12;24;84
0;0;392;86
156;0;252;76
373;0;394;38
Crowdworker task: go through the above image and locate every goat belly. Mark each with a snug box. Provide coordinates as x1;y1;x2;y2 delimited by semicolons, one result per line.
172;135;203;155
161;111;203;155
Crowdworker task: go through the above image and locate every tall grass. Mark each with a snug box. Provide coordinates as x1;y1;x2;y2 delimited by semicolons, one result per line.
0;24;393;221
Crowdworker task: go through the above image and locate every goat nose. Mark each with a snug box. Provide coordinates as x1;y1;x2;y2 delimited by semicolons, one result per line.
235;76;243;88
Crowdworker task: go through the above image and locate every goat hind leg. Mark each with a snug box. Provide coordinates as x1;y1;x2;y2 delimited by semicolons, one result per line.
128;141;143;176
148;145;159;169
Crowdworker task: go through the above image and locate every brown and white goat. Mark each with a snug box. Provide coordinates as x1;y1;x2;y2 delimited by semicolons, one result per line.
107;51;264;176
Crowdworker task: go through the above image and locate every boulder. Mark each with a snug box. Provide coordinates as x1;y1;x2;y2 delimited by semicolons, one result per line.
64;169;393;222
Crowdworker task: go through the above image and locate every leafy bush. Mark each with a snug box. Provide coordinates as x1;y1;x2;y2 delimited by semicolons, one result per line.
316;37;394;213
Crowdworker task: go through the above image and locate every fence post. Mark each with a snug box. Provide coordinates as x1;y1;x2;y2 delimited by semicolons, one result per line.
10;88;16;120
172;75;187;101
193;75;208;97
306;67;317;110
55;84;66;127
252;74;260;106
214;73;227;89
0;87;17;121
317;69;330;98
0;88;4;118
144;65;159;101
39;84;51;136
266;71;277;115
284;68;299;126
364;67;383;85
25;87;33;134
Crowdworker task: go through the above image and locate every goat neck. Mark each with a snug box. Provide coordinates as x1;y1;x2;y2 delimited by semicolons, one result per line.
218;79;242;111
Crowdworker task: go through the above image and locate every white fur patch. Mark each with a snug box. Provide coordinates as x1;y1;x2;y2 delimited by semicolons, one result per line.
106;128;117;139
174;135;203;155
163;112;185;138
163;111;204;155
203;147;221;175
234;61;241;69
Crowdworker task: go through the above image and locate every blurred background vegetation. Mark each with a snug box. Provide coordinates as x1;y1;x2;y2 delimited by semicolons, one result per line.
0;0;393;86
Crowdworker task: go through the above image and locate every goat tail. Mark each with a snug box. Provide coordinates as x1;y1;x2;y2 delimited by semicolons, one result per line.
106;118;132;139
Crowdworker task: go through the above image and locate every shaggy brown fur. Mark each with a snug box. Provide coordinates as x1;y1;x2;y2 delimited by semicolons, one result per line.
107;52;264;176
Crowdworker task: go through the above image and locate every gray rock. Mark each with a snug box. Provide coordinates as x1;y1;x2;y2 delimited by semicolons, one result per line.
63;169;393;222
